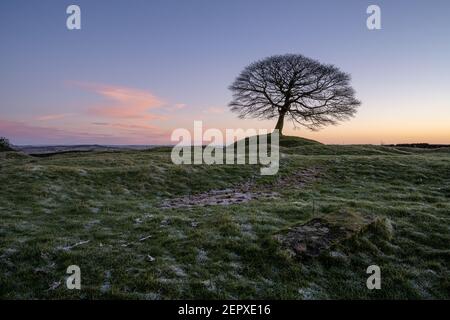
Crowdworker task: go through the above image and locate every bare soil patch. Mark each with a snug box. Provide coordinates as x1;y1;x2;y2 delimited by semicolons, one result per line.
160;167;320;209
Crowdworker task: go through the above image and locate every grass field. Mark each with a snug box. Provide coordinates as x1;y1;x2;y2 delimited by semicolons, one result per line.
1;137;449;299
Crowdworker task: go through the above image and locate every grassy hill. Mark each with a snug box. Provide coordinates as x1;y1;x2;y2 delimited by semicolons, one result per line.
278;135;322;148
0;138;449;299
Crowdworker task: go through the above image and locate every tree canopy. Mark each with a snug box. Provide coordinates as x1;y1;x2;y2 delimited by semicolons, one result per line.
229;54;361;135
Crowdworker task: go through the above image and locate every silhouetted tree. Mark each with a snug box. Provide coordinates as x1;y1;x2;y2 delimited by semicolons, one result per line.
229;54;361;135
0;137;13;152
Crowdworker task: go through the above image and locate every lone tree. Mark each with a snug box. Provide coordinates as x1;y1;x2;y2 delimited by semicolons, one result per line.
229;54;361;135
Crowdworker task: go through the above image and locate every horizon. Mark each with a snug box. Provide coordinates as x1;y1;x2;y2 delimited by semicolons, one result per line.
10;138;450;147
1;0;450;145
12;138;450;148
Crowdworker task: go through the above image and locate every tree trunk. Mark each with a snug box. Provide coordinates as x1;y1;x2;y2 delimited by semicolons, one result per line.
274;111;286;135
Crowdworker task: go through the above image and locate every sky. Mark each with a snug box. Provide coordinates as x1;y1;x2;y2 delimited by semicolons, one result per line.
1;0;449;145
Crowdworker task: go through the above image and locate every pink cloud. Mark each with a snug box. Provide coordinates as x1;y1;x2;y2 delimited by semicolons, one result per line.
0;119;113;144
0;82;190;145
0;118;171;145
73;82;165;120
92;121;162;132
36;113;74;121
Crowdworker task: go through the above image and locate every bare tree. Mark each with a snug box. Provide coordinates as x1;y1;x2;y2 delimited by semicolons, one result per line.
228;54;361;135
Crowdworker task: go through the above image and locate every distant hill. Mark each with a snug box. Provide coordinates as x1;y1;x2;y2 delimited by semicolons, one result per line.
386;143;450;149
13;144;163;156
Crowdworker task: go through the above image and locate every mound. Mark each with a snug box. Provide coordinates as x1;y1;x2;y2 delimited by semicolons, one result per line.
274;210;385;259
278;135;322;147
232;134;322;148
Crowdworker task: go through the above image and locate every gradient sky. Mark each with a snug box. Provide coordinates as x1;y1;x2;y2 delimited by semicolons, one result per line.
1;0;449;145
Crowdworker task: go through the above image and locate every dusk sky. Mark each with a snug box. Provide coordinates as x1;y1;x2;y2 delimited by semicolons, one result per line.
1;0;449;145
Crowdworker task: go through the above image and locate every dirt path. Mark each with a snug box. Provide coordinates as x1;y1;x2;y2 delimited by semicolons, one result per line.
160;167;321;209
